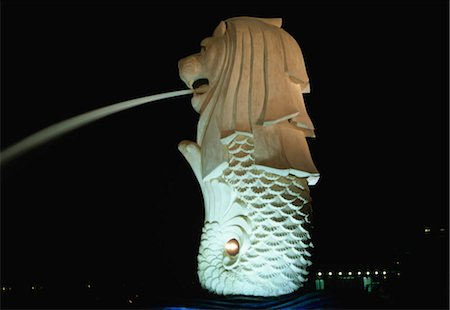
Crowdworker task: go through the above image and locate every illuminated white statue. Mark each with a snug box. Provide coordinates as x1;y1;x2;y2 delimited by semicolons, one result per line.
178;17;319;297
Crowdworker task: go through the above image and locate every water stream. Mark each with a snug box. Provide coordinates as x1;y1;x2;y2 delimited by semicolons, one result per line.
0;89;193;165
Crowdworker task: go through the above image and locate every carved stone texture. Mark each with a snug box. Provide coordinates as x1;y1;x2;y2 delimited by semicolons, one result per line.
178;16;319;297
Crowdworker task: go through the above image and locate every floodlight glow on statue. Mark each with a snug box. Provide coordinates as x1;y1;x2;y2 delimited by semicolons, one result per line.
1;15;319;299
178;17;319;296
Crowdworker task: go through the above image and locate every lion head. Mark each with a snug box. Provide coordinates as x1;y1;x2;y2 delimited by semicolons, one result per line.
179;17;319;185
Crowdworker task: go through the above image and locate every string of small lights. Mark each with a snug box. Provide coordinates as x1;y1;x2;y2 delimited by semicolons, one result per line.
315;270;395;277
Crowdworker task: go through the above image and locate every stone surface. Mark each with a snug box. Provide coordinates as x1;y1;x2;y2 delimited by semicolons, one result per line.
178;16;319;297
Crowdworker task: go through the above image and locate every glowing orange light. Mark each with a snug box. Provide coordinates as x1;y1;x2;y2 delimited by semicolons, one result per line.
225;239;240;256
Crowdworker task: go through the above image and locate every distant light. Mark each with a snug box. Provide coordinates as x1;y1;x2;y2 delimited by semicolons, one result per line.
357;271;362;275
424;227;431;233
31;286;35;290
8;287;11;291
128;299;133;304
382;271;387;275
348;271;352;275
87;284;91;289
397;272;401;276
396;261;400;265
374;271;379;275
328;272;333;276
135;294;139;298
440;228;445;232
1;287;5;291
317;272;322;276
338;272;342;276
366;271;370;275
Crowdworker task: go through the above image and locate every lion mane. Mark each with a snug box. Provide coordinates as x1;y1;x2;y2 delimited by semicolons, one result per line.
197;17;319;185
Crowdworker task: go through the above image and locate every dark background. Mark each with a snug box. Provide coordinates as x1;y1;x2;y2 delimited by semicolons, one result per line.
1;1;448;308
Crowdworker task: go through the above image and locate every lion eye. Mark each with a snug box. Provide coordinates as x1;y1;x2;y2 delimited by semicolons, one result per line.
201;46;207;52
225;239;240;256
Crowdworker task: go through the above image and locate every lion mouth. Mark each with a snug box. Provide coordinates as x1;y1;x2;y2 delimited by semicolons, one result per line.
193;78;209;95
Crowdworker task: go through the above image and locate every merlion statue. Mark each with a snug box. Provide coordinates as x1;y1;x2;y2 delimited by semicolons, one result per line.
178;16;319;297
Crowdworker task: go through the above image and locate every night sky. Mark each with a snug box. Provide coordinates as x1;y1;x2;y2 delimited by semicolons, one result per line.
1;1;448;307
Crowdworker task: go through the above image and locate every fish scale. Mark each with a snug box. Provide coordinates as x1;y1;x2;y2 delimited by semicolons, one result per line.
199;134;313;296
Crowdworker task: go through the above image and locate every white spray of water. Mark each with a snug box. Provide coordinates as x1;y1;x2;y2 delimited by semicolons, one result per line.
0;89;194;165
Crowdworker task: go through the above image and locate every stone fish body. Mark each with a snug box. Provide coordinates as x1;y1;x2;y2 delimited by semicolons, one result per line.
178;17;319;297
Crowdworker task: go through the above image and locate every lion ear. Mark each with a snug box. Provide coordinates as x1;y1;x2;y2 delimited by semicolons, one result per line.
254;17;282;28
213;21;227;37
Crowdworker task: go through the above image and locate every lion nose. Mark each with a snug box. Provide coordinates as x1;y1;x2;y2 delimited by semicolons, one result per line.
178;55;203;88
